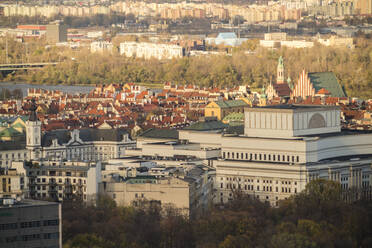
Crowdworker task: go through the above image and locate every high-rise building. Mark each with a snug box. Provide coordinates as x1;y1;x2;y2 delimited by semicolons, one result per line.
0;199;61;248
46;24;67;43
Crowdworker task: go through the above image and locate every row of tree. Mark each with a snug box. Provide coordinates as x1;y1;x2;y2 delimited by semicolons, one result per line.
1;38;372;99
62;180;372;248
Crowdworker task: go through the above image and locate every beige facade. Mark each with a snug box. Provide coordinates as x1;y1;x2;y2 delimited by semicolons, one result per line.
100;163;213;217
0;168;24;199
244;105;341;138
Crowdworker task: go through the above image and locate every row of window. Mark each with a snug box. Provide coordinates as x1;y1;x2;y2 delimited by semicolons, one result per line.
222;151;300;163
0;220;59;231
220;193;285;206
0;152;27;160
3;233;59;243
29;171;87;178
31;177;87;184
221;177;297;186
221;183;297;193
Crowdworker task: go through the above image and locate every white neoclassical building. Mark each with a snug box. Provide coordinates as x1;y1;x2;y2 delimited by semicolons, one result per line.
169;105;372;206
0;101;136;168
215;105;372;206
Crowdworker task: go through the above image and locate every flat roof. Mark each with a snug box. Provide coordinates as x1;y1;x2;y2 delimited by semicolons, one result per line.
0;199;59;209
245;104;339;112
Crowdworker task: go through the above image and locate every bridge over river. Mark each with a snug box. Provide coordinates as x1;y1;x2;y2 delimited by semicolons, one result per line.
0;62;58;72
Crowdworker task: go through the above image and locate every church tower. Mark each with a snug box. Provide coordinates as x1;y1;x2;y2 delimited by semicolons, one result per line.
277;56;285;84
26;99;41;160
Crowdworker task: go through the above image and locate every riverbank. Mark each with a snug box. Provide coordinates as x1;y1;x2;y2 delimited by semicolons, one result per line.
0;82;95;95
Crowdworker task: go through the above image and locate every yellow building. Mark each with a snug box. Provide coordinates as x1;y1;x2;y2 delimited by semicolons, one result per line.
205;100;248;120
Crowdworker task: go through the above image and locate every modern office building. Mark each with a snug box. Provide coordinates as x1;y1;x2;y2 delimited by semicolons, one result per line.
0;199;61;248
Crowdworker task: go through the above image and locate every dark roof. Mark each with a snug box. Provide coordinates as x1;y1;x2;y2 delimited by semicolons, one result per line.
139;128;179;139
225;125;244;135
42;128;129;147
42;129;70;147
258;104;336;110
79;128;128;142
273;83;291;97
184;120;228;131
308;72;346;97
28;99;39;121
0;140;26;151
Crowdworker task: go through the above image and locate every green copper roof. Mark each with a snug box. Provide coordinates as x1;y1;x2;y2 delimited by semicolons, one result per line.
139;128;179;139
0;127;23;137
278;56;284;67
11;122;25;129
126;176;157;184
308;72;346;98
223;112;244;122
184;120;228;131
214;100;248;109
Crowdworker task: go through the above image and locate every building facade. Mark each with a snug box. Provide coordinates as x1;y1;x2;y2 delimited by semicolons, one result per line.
12;160;101;203
0;199;61;248
0;102;136;168
120;42;185;60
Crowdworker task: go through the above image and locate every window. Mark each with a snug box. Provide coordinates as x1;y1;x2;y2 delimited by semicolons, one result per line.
220;183;223;189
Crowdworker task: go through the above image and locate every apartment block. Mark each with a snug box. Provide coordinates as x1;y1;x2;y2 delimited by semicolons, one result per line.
12;160;101;203
120;42;185;60
100;161;213;217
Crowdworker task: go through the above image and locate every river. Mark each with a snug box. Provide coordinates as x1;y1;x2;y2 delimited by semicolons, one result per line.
0;82;95;96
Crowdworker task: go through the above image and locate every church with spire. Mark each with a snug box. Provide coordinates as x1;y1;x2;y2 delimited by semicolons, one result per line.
265;56;292;101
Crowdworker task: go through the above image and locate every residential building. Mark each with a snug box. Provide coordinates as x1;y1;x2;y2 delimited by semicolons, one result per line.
120;42;185;60
12;160;101;203
100;162;213;217
317;35;354;48
90;41;113;53
0;199;61;248
0;168;24;199
205;100;248;120
260;33;314;48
